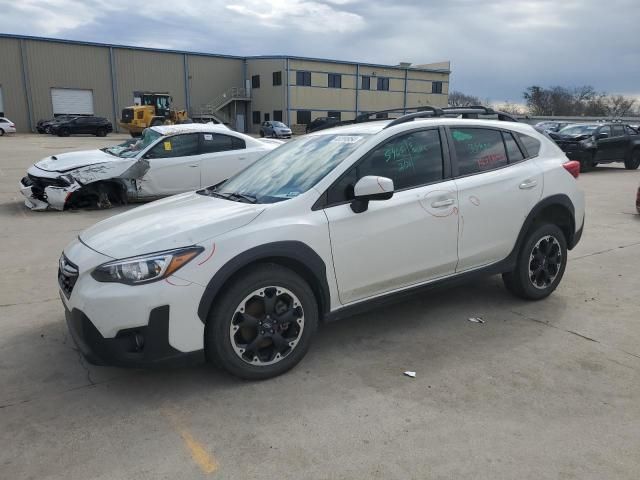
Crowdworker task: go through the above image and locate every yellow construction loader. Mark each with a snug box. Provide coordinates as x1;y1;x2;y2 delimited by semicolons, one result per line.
119;92;190;137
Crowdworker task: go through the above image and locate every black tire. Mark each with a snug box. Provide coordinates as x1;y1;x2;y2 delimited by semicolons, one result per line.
95;127;107;137
205;263;318;380
260;130;265;138
0;128;4;137
57;128;70;137
624;150;640;170
502;224;568;300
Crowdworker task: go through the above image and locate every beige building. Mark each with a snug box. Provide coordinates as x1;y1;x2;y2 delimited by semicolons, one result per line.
0;34;450;133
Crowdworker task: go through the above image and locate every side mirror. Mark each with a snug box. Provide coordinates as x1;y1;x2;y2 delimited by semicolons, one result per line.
350;176;394;213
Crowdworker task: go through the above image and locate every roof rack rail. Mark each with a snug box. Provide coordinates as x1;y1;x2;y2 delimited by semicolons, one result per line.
384;109;443;129
352;106;442;124
441;105;518;122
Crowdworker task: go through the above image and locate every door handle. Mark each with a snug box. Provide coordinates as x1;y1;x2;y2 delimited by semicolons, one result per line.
188;164;198;168
519;179;538;189
431;198;455;208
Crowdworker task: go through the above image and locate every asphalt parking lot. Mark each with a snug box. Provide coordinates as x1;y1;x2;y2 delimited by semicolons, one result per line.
1;133;639;479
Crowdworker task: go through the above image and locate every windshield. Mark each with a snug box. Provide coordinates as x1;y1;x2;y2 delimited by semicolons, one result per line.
210;133;370;203
272;122;287;128
103;128;163;158
558;125;598;136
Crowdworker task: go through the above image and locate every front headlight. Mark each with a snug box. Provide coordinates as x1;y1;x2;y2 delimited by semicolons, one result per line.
91;246;203;285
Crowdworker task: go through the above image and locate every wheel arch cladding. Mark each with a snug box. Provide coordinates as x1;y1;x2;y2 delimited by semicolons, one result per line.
197;241;331;324
517;194;577;252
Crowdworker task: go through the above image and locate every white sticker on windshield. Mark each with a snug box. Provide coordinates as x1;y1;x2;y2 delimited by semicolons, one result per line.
331;136;364;144
204;134;213;141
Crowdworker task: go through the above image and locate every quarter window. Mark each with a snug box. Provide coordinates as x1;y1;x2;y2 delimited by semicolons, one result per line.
503;132;525;163
451;128;508;176
626;126;638;135
296;71;311;86
328;73;342;88
517;133;542;158
327;129;444;204
147;133;199;159
200;133;245;153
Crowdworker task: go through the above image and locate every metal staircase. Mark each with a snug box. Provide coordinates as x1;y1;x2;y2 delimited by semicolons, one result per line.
192;87;251;124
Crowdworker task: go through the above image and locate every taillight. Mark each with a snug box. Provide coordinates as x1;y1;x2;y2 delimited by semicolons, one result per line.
562;160;580;179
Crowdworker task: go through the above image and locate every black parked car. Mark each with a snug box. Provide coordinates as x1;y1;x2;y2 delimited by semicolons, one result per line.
305;116;341;133
554;123;640;172
49;116;113;137
36;115;78;134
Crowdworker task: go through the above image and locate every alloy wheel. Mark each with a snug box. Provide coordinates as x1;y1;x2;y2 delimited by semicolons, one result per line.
229;286;304;366
528;235;562;289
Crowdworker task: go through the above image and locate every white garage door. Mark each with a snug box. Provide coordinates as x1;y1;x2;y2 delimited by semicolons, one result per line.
0;86;4;115
51;88;94;115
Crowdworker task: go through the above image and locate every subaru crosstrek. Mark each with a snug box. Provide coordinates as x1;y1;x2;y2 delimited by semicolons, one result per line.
59;111;585;380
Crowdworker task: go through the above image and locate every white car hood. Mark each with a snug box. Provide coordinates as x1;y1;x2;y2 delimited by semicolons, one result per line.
79;192;265;258
35;150;122;172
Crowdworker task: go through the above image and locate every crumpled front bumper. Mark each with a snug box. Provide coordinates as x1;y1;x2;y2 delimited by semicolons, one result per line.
19;177;79;211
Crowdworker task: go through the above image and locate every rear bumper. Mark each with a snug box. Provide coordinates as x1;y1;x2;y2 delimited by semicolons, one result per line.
65;302;203;368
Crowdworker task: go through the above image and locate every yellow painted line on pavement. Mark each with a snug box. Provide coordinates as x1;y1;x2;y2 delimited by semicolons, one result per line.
163;407;218;475
180;429;219;474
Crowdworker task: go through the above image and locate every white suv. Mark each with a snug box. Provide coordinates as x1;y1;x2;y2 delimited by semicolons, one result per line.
59;111;585;380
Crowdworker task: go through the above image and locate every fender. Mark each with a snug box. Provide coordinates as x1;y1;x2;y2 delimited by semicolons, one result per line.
509;194;578;263
197;241;331;323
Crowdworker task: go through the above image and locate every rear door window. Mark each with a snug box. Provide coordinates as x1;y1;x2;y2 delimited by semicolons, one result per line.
200;133;246;153
502;132;524;163
450;128;508;176
612;125;625;137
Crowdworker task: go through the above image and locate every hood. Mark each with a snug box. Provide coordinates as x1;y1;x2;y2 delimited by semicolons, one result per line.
79;192;265;258
34;150;120;172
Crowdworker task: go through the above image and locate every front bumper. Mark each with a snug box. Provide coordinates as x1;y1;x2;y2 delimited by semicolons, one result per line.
19;177;75;211
65;303;203;367
60;238;207;367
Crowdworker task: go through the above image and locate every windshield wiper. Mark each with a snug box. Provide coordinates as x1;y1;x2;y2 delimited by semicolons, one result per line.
227;192;257;204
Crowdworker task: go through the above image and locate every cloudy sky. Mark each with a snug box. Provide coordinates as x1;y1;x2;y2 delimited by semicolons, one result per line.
1;0;638;102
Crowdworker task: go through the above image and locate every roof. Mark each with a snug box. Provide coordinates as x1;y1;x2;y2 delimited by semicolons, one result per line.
0;33;451;74
150;123;231;135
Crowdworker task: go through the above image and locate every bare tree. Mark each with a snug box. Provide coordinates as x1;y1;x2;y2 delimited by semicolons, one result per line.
606;95;636;117
448;91;482;107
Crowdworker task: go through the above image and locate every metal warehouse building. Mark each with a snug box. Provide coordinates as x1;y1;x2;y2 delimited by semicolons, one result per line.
0;33;450;133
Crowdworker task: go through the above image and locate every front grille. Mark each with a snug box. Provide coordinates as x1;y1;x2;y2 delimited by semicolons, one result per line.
121;108;134;123
58;254;79;299
27;174;68;200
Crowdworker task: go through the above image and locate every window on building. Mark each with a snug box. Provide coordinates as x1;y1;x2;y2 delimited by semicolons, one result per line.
273;71;282;86
451;128;508;176
251;75;260;89
502;132;525;163
328;73;342;89
297;110;311;125
273;110;283;122
147;133;199;159
296;71;311;86
252;111;261;124
327;111;341;121
327;129;444;204
431;81;443;94
264;113;270;122
377;77;389;91
361;76;371;90
200;133;246;153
